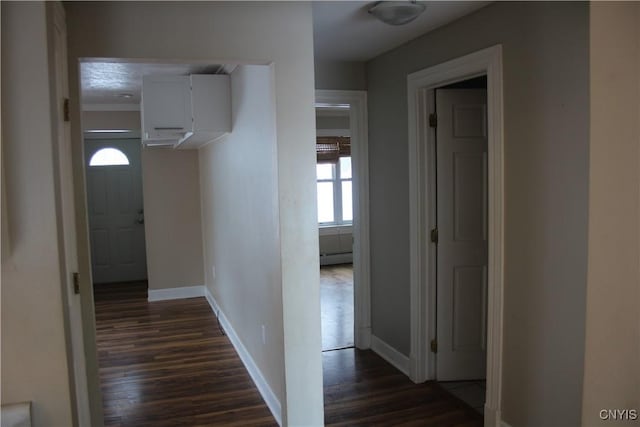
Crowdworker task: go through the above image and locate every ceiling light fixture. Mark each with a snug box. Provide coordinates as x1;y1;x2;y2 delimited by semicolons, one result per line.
117;92;134;99
368;1;426;26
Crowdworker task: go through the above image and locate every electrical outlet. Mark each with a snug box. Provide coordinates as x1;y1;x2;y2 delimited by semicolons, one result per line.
261;325;266;345
211;265;216;280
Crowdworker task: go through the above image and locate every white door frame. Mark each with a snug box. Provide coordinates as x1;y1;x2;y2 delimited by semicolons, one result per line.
407;45;504;427
47;3;91;426
315;90;371;349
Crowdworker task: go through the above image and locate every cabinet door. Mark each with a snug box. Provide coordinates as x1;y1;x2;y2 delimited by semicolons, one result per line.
141;75;192;139
191;74;231;133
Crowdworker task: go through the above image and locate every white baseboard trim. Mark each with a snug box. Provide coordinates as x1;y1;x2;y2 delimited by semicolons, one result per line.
203;286;282;426
147;285;204;302
484;405;505;427
370;334;410;377
356;326;372;349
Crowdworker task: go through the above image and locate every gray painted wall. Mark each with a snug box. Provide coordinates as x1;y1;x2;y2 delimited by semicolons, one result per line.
366;2;589;426
316;115;350;130
315;59;366;90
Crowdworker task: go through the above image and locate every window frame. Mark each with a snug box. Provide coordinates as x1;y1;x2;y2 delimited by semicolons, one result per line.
317;157;352;226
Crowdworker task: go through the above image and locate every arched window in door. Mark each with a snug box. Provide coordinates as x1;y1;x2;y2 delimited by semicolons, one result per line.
89;148;130;166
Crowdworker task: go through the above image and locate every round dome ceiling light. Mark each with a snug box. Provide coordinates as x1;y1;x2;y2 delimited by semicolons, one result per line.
368;1;427;26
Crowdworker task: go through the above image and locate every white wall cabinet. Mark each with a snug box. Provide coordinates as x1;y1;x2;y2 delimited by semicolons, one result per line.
141;74;231;149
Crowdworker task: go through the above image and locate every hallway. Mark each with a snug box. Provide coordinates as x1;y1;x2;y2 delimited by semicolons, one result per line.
94;282;482;426
94;281;275;427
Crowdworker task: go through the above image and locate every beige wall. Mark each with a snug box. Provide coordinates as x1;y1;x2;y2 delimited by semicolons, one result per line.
199;64;285;408
582;3;640;425
1;2;74;425
65;2;322;424
366;2;589;426
142;149;204;290
82;110;140;131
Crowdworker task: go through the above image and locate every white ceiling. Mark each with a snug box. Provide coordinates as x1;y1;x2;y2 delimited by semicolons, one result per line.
81;2;490;107
81;62;227;108
313;1;491;62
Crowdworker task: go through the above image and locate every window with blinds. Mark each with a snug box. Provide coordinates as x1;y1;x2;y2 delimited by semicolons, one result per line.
316;137;352;225
316;136;351;163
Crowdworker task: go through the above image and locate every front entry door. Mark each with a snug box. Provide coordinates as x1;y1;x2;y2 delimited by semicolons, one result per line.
85;138;147;284
435;89;488;381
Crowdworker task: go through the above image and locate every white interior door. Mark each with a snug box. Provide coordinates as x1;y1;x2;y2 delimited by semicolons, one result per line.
85;139;147;284
435;88;488;381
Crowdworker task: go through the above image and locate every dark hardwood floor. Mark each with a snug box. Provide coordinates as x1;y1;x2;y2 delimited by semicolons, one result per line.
323;349;482;426
94;281;276;427
94;281;482;426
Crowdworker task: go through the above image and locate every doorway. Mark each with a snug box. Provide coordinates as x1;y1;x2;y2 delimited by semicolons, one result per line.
407;45;505;425
84;137;147;285
433;76;488;414
78;58;230;425
315;104;355;351
315;90;371;352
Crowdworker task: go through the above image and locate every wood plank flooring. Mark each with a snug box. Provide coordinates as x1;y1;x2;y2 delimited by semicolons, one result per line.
323;349;482;426
94;281;276;427
94;281;482;426
320;264;354;351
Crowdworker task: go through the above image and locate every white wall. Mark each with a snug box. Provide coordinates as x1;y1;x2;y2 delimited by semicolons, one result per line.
142;149;205;291
65;2;322;425
582;3;640;425
1;2;74;425
366;2;589;426
199;63;285;408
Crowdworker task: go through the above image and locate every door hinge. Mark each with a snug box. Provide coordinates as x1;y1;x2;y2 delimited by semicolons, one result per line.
430;338;438;353
72;272;80;294
428;113;437;128
430;227;438;244
63;98;70;122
